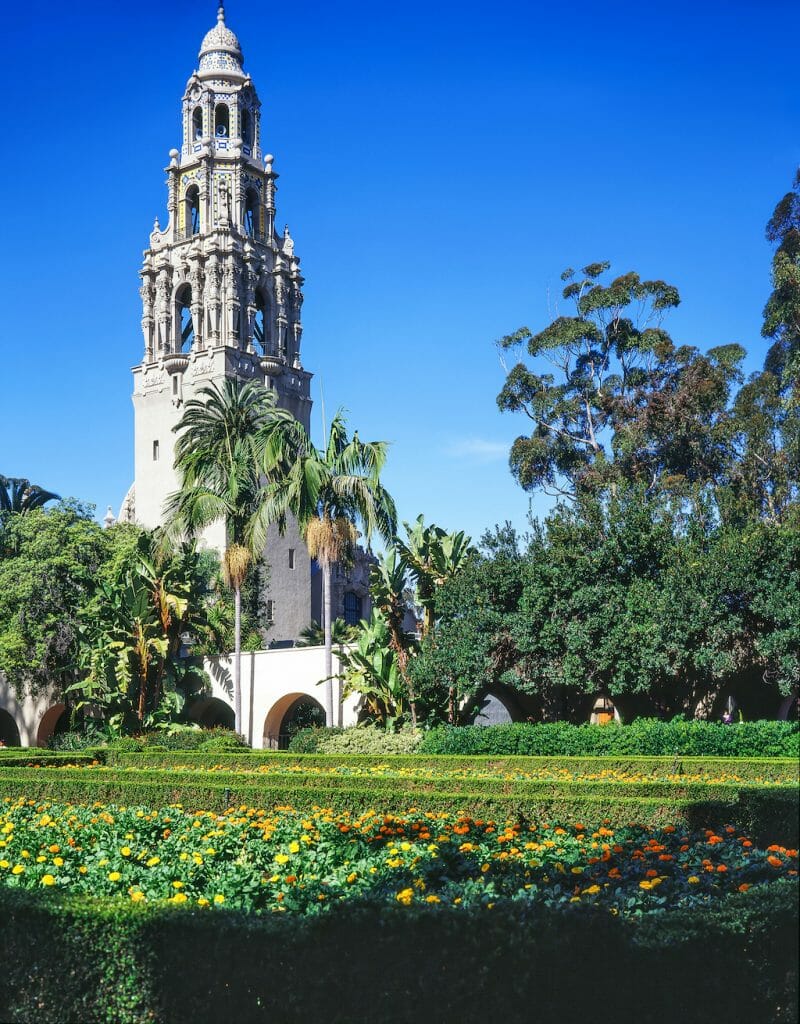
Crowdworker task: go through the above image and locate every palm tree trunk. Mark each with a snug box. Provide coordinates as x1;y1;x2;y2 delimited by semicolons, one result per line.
234;584;242;736
323;560;334;726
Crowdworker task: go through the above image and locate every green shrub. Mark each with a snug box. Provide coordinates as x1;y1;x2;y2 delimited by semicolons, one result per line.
197;729;248;752
419;719;800;757
47;729;106;752
302;726;423;755
0;883;796;1024
286;726;342;752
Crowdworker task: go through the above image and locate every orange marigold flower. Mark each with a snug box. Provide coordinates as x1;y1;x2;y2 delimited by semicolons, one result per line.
645;869;658;878
767;855;783;868
737;884;750;893
716;864;727;873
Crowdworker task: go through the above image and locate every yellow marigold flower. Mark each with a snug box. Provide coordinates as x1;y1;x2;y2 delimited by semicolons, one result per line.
146;856;160;867
213;894;225;904
36;856;47;864
571;867;584;875
583;885;601;895
12;865;24;875
481;863;490;873
197;897;210;907
172;880;184;889
639;880;652;890
346;872;358;884
275;853;289;865
289;841;300;854
53;857;64;867
48;844;60;854
130;891;146;903
425;894;441;904
79;866;87;874
687;876;700;884
21;851;30;859
171;893;188;904
395;888;414;906
108;871;121;882
41;874;56;886
120;847;131;857
0;860;9;869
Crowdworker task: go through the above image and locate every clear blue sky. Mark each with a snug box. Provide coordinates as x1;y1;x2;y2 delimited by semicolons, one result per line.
2;0;798;542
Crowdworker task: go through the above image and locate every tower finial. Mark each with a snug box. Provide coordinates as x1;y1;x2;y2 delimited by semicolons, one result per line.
218;2;225;23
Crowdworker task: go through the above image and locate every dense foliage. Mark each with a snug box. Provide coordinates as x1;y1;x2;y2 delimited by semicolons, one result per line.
418;719;800;758
2;880;796;1024
411;495;800;722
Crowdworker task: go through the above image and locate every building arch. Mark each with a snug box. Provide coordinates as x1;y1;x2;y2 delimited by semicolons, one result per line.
0;707;21;747
263;692;326;749
244;187;260;237
472;691;515;726
184;184;201;236
192;106;203;139
36;703;70;747
215;103;229;138
589;695;622;725
175;284;194;351
186;696;235;730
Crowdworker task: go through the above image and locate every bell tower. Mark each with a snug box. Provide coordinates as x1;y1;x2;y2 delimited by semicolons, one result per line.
126;3;313;641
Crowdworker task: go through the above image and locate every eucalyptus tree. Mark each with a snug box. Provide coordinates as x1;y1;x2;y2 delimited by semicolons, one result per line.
261;410;396;725
166;378;281;735
496;262;744;500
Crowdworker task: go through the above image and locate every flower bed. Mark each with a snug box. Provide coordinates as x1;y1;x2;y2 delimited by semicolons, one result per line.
1;797;796;915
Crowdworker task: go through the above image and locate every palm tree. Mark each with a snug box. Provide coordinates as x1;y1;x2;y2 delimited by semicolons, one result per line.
0;475;59;516
165;378;279;735
396;515;475;637
260;410;396;725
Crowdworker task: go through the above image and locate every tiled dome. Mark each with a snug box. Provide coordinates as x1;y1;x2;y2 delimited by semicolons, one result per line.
199;5;244;73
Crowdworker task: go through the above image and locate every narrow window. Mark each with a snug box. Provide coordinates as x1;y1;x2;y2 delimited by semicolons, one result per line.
176;285;194;352
215;103;229;138
241;108;253;146
192;107;203;139
244;188;259;237
343;592;362;626
266;599;275;622
172;376;179;395
152;440;160;461
288;548;295;569
253;288;267;352
185;185;200;236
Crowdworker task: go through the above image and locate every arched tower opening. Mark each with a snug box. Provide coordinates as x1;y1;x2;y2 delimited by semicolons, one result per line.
176;284;194;352
244;187;259;237
215;103;229;138
241;108;253;146
185;184;200;236
253;287;268;353
192;106;203;139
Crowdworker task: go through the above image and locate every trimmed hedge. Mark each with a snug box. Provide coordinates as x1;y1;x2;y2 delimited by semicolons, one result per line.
419;719;800;757
288;726;422;754
0;752;99;768
1;766;796;844
101;750;800;784
0;882;797;1024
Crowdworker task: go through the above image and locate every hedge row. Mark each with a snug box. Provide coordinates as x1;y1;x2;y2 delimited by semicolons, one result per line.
0;752;98;768
418;719;800;756
1;882;797;1024
101;750;800;783
1;767;796;844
